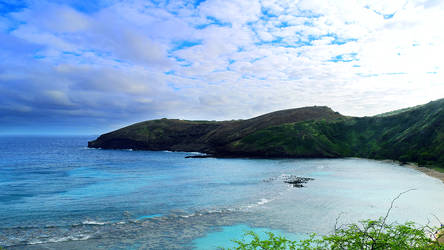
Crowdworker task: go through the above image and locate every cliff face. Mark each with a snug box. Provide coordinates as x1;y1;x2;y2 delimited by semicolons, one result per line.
88;99;444;169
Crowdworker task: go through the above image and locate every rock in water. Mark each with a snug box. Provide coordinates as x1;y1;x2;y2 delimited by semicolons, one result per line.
283;176;315;188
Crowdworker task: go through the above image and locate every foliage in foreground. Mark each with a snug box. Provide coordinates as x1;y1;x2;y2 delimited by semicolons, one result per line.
227;190;444;250
227;217;444;249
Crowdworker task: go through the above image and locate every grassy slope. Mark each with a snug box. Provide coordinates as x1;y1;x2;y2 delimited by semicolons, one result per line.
229;99;444;168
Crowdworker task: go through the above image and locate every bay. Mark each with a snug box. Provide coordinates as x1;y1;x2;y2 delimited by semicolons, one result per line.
0;136;443;249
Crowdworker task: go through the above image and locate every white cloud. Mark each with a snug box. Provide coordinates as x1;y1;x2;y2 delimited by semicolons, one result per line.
0;0;443;132
199;0;261;25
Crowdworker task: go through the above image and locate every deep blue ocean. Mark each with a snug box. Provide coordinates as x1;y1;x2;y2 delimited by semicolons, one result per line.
1;136;443;249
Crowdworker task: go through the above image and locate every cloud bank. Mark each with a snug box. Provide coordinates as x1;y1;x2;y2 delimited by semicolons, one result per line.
0;0;443;134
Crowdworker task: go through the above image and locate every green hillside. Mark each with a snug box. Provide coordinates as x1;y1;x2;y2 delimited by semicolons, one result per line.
88;106;343;153
229;99;444;168
88;99;444;169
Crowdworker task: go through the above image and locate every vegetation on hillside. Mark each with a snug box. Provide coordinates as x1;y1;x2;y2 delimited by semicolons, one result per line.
230;99;444;169
88;106;343;152
88;98;444;169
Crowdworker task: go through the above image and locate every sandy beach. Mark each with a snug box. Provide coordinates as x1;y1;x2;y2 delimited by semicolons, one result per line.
405;164;444;183
379;159;444;183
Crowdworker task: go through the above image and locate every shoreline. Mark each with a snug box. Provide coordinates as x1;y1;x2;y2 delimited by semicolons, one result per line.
92;148;444;184
405;164;444;183
183;153;444;183
379;159;444;183
383;160;444;183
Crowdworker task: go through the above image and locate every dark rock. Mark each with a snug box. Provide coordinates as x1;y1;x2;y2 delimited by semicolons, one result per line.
282;176;314;188
185;155;212;158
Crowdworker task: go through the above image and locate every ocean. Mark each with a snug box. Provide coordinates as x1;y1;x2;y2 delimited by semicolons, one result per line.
1;136;443;249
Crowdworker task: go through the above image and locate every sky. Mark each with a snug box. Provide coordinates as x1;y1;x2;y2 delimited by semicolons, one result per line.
0;0;443;135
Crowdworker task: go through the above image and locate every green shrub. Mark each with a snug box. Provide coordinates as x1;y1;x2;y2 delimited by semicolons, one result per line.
227;218;444;250
227;191;444;250
230;231;303;250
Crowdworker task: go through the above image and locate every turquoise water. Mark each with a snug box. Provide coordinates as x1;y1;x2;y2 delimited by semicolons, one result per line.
0;136;443;249
193;224;304;249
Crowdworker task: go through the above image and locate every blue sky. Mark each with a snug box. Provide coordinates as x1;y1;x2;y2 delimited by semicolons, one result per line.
0;0;443;135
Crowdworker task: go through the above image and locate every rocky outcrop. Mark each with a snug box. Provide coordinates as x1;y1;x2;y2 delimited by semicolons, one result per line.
283;176;315;188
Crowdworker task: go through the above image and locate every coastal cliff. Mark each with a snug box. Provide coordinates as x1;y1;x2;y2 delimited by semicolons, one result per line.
88;99;444;169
